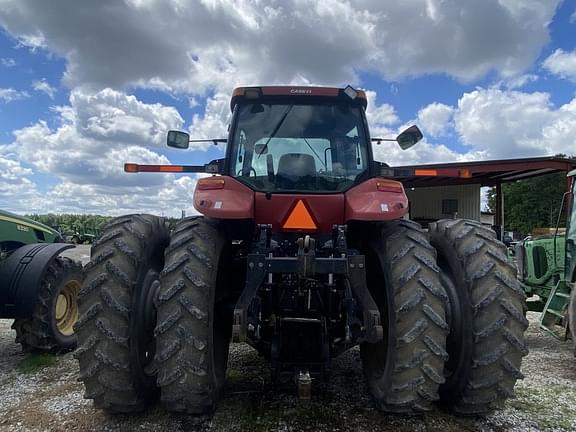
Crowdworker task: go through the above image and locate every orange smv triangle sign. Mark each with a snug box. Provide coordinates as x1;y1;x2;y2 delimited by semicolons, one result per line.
283;200;317;230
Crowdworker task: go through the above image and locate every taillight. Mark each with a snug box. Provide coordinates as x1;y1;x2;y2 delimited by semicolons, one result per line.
376;180;403;193
197;178;225;190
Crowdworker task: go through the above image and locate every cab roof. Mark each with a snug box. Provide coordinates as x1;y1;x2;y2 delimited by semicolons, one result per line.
230;86;367;111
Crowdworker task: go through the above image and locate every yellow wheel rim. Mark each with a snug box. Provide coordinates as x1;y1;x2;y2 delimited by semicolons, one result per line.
55;279;80;336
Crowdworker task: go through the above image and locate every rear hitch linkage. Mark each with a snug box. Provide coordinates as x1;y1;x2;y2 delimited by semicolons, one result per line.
231;224;383;345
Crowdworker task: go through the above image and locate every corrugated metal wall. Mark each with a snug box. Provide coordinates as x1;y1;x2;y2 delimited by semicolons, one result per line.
405;184;481;221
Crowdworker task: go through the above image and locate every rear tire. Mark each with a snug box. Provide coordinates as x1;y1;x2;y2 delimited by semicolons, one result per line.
75;214;169;413
360;220;449;414
155;217;231;414
429;219;528;415
13;256;82;353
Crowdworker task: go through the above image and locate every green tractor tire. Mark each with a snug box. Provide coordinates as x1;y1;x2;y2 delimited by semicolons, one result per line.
12;256;82;352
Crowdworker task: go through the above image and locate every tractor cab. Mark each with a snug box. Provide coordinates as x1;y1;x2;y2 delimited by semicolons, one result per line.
155;86;423;233
228;90;370;193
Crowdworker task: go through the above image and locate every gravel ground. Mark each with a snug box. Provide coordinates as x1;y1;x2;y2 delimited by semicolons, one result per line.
1;245;575;431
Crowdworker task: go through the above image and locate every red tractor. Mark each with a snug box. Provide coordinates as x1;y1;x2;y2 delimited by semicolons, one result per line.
75;86;527;416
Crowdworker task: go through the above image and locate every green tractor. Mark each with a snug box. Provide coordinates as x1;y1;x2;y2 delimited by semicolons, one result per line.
515;169;576;340
69;230;99;245
0;209;82;352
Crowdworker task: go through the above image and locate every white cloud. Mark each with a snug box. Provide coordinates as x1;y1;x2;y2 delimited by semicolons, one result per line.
188;92;231;148
29;175;200;217
0;156;39;210
500;73;539;89
371;87;576;165
454;88;576;158
32;79;56;98
0;87;29;103
0;0;561;94
365;90;399;134
1;88;200;217
367;94;483;166
543;49;576;82
417;103;455;137
8;88;183;185
69;88;183;146
1;57;16;67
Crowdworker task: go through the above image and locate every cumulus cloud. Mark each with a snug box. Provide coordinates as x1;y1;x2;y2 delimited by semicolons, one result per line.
1;88;200;216
188;91;231;148
417;103;455;137
454;88;576;158
0;87;29;103
365;91;399;134
0;156;39;210
32;175;200;217
375;87;576;163
366;95;482;166
69;88;183;146
0;0;560;94
543;49;576;82
32;79;57;98
8;88;183;184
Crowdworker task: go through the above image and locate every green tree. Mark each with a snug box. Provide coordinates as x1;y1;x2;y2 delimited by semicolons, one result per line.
486;157;574;234
26;213;113;237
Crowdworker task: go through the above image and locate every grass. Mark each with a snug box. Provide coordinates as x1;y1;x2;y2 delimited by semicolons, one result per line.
509;384;576;430
17;353;58;374
288;400;341;429
217;383;343;432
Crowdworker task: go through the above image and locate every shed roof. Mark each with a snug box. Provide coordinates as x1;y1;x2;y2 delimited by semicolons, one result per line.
393;156;576;188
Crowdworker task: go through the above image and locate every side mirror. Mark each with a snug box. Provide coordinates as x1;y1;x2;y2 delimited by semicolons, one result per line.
167;130;190;149
396;125;423;150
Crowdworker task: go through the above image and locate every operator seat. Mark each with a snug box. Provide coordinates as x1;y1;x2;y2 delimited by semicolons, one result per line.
276;153;316;190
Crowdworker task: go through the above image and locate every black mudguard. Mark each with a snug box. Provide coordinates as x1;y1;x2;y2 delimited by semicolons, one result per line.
0;243;74;318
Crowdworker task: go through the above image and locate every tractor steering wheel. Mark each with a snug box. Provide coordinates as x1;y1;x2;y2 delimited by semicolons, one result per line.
237;168;257;177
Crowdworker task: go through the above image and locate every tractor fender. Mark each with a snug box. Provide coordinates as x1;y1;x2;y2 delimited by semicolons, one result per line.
0;243;74;319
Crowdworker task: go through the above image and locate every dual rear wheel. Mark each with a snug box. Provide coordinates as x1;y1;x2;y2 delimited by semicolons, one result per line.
360;219;527;415
76;215;527;415
76;215;228;414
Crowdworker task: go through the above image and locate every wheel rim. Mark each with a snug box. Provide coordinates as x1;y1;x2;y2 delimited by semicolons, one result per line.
439;270;462;379
361;242;395;391
130;269;161;381
55;279;80;336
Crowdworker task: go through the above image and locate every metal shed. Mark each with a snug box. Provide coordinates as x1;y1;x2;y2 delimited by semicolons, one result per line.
393;156;576;237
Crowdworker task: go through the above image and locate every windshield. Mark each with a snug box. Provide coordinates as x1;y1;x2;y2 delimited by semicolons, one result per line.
230;102;369;192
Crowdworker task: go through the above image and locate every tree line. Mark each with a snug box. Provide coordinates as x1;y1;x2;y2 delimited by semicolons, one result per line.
26;213;113;236
486;155;575;235
26;213;181;237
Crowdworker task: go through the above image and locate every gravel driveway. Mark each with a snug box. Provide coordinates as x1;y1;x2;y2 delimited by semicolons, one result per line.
1;245;575;431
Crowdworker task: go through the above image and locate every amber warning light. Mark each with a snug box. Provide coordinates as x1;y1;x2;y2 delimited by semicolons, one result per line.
124;163;205;173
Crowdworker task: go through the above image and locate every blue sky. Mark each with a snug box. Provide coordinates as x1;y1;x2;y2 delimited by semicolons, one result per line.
0;0;575;216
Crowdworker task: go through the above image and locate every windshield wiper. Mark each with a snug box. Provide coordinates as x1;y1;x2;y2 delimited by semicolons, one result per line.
257;104;294;160
302;137;326;170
